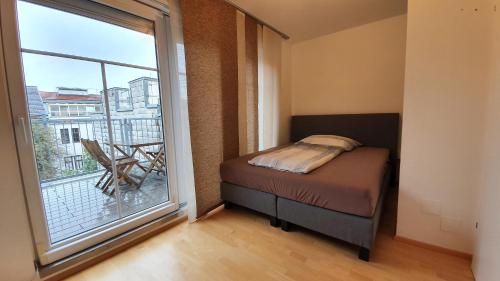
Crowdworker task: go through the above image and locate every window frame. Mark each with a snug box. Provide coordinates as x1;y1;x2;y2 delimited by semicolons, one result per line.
114;88;133;112
71;127;80;143
60;128;70;144
1;0;183;265
144;78;160;108
49;104;60;117
73;155;83;169
63;156;74;170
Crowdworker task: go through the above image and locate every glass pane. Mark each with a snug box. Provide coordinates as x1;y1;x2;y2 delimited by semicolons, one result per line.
105;64;169;217
22;53;122;243
17;1;157;68
22;53;103;96
17;0;172;249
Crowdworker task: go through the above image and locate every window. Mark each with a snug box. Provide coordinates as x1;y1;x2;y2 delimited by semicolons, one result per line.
63;155;82;170
48;104;102;118
114;88;133;111
86;106;96;113
145;79;160;107
49;105;60;117
60;128;70;144
74;155;83;169
69;105;79;117
71;128;80;143
12;0;178;264
78;105;86;114
118;90;132;110
59;105;69;117
64;156;74;170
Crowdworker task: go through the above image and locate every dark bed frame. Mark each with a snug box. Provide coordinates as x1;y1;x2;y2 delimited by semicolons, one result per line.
221;113;400;261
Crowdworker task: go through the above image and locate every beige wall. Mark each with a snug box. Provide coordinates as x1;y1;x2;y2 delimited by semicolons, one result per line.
472;1;500;279
0;67;36;281
0;13;36;280
398;0;492;254
290;15;407;116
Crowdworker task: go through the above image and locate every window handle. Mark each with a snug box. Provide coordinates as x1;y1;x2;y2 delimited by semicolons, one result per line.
17;116;29;144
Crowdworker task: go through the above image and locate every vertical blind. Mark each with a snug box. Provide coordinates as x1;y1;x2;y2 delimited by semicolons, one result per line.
180;0;239;217
181;0;283;218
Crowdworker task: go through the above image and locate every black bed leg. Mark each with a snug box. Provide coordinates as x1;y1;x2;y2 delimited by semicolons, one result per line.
281;220;291;232
270;216;280;227
224;201;232;209
358;247;370;262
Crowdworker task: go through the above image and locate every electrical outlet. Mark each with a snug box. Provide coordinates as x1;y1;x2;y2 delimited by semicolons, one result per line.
441;217;462;233
421;199;441;216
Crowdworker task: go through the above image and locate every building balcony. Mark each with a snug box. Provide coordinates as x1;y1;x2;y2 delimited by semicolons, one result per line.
31;117;169;243
42;170;167;243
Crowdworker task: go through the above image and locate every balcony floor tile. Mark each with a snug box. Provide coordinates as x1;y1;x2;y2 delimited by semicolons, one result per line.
41;171;168;243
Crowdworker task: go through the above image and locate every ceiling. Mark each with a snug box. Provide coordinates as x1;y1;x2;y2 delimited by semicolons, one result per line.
228;0;407;43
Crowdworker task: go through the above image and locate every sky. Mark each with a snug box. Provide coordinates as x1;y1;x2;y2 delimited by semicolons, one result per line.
17;1;158;95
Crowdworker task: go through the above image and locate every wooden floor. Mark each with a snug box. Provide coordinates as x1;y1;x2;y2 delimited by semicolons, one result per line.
65;194;474;281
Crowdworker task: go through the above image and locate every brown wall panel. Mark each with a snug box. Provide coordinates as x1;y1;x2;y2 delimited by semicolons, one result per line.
180;0;238;217
245;16;259;153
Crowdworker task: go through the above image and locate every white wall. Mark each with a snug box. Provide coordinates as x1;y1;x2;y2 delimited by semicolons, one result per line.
291;15;407;116
472;1;500;279
398;0;492;254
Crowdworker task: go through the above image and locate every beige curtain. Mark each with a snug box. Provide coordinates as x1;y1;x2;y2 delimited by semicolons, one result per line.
167;0;197;221
259;26;283;150
237;11;247;155
245;16;259;153
237;12;259;155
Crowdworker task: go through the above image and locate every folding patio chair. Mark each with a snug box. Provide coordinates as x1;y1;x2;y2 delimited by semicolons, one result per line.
146;149;166;175
81;139;139;195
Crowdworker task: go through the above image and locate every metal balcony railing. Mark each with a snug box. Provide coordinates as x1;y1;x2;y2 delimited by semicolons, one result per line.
31;117;163;183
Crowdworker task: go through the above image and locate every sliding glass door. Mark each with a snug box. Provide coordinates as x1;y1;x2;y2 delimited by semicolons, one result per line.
3;0;179;264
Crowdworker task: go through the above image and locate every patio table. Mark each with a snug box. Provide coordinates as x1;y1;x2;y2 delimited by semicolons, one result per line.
106;141;165;188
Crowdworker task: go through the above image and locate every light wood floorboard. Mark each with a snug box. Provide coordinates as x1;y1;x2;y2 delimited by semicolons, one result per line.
65;204;474;281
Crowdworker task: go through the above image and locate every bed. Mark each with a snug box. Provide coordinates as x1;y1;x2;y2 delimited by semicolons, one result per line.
220;113;400;261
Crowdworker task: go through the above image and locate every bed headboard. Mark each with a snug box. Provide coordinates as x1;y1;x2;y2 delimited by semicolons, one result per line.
290;113;400;161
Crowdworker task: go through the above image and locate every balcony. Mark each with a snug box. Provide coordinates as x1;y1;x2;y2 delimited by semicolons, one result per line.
32;117;169;243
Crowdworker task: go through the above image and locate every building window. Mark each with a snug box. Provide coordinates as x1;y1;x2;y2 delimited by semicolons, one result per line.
74;155;83;169
71;128;80;143
60;128;70;144
78;105;87;115
145;80;159;107
49;105;60;117
114;88;133;111
64;156;74;170
63;155;83;170
48;104;102;118
59;105;69;117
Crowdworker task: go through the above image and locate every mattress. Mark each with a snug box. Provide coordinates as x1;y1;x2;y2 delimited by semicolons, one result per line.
220;146;390;217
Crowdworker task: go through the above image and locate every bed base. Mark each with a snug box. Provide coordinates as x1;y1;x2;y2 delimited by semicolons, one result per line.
221;182;279;227
269;217;280;227
220;168;390;262
279;219;371;261
358;247;371;262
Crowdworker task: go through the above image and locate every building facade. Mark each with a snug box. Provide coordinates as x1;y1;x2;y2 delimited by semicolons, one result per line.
28;77;161;181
